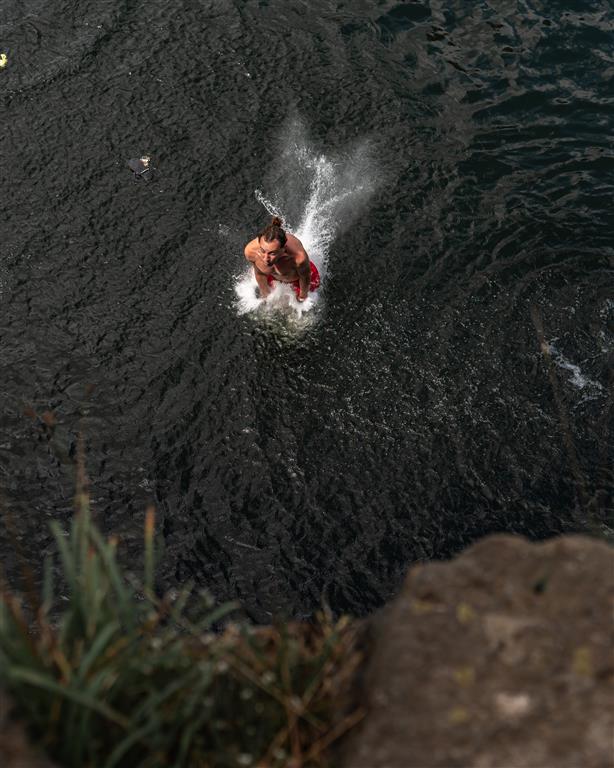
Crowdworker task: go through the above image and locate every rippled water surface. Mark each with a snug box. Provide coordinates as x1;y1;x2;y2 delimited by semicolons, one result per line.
1;0;613;620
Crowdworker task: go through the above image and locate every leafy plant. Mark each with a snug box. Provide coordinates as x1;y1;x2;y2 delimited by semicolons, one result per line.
0;441;364;767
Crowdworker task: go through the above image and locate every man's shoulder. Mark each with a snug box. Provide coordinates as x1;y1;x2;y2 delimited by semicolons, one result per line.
244;237;258;256
287;233;307;255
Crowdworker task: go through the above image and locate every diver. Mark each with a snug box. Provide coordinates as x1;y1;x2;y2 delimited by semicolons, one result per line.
244;217;320;302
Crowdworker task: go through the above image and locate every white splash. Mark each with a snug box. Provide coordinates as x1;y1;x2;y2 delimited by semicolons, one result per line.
546;342;603;391
234;117;378;320
234;271;316;319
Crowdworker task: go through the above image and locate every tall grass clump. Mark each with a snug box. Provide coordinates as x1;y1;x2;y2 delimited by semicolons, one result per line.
0;443;364;767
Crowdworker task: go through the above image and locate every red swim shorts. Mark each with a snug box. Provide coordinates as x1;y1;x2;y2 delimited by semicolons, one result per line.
267;261;321;298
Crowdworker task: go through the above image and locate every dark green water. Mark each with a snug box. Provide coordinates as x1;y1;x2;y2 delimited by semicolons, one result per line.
1;0;612;620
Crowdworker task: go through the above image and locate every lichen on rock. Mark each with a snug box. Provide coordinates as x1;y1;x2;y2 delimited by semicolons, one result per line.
339;534;614;768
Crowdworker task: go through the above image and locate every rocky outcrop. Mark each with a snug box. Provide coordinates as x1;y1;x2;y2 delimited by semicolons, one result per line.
340;535;614;768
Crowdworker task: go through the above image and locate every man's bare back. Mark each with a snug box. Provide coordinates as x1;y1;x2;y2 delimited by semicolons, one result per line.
244;218;316;302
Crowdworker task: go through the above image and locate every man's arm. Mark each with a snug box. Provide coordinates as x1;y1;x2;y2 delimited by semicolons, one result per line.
244;242;255;263
254;268;271;297
295;251;311;301
245;241;271;297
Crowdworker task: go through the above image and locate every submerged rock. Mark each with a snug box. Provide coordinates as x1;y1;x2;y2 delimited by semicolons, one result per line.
339;535;614;768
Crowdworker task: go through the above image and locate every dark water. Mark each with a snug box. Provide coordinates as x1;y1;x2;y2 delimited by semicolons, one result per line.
1;0;613;621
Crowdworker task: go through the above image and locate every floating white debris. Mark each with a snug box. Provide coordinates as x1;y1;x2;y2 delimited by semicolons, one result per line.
546;342;603;391
127;155;153;180
0;53;8;69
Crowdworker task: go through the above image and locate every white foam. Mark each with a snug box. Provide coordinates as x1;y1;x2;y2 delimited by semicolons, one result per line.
234;117;378;321
546;342;603;391
234;270;318;320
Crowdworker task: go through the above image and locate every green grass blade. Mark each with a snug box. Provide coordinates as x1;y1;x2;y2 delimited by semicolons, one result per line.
104;670;199;768
8;667;130;728
88;526;135;630
50;522;76;591
104;719;160;768
42;554;54;614
77;621;120;680
176;670;213;764
199;601;240;629
144;507;155;597
85;551;106;637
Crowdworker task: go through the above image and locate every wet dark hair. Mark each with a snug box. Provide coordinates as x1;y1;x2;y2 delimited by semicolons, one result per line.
258;216;287;247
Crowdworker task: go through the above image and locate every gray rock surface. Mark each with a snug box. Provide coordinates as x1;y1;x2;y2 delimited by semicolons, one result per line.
340;535;614;768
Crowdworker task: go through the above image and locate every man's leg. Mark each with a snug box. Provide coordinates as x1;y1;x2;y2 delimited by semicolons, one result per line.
291;262;320;298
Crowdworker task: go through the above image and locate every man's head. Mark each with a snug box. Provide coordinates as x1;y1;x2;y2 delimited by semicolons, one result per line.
258;216;287;265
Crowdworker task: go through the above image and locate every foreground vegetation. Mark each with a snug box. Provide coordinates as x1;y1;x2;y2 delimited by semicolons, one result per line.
0;462;364;768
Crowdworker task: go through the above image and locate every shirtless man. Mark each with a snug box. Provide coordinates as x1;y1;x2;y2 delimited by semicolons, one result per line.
244;216;320;302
